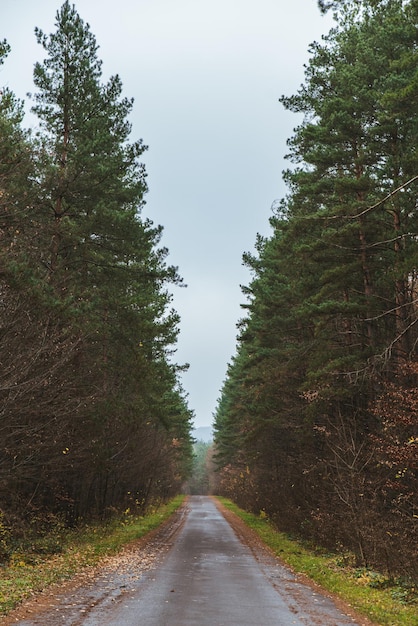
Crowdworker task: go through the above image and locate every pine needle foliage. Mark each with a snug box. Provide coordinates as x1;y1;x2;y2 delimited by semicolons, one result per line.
0;2;193;534
214;0;418;578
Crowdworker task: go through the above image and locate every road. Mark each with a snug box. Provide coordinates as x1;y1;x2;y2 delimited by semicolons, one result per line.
10;496;370;626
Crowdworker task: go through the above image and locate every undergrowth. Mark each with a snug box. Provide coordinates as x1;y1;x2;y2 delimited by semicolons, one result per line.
216;497;417;626
0;495;185;616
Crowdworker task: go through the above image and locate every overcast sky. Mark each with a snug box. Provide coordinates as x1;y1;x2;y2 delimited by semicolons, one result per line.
2;1;333;428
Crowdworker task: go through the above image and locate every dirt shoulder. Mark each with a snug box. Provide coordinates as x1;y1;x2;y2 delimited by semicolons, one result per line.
1;501;189;625
213;497;379;626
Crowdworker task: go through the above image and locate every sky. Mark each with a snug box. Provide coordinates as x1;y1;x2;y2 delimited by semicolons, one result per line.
1;0;333;428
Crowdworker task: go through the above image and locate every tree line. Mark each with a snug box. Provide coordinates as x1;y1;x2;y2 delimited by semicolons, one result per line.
0;1;193;544
214;0;417;578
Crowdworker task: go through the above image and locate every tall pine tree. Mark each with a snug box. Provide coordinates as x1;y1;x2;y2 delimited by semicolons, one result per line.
0;2;193;523
215;0;418;574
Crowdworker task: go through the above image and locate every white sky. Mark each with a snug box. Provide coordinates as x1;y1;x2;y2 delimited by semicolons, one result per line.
1;0;333;428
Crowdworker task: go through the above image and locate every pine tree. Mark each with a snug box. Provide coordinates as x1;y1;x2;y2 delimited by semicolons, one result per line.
0;43;70;517
0;3;192;522
215;0;418;573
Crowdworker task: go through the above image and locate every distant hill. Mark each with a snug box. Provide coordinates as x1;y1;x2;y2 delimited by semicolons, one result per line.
192;426;213;443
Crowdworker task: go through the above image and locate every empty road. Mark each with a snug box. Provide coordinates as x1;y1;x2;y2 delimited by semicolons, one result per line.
12;496;370;626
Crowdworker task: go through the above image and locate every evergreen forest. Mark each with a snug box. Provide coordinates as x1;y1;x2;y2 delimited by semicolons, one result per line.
214;0;418;578
0;1;194;543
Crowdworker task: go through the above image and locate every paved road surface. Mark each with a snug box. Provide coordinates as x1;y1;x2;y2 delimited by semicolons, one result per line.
15;496;366;626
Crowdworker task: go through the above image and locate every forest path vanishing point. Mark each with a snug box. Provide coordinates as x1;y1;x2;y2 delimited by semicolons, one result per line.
5;496;378;626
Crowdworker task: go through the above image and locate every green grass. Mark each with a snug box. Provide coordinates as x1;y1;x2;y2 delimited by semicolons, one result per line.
216;497;418;626
0;496;185;616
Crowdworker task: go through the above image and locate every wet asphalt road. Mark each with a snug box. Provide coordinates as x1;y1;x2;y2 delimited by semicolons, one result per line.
15;496;365;626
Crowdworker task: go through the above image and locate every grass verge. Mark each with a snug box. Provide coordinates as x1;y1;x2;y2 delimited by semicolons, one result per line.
0;495;185;616
216;497;417;626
